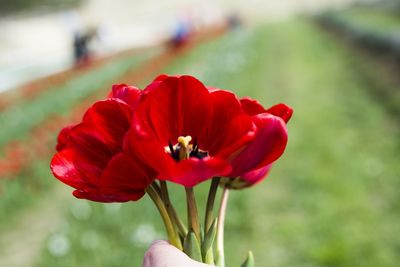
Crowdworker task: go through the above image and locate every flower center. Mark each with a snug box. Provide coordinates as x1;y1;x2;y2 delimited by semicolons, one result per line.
165;135;208;161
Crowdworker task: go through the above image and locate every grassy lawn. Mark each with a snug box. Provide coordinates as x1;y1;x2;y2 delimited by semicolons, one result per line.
17;18;400;267
330;8;400;34
0;158;52;225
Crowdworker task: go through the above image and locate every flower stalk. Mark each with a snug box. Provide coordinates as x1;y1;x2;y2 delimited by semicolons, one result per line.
216;186;230;267
146;184;182;250
204;177;220;232
160;181;188;238
185;187;201;242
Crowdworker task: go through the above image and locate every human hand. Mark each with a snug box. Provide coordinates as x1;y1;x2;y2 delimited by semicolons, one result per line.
142;240;214;267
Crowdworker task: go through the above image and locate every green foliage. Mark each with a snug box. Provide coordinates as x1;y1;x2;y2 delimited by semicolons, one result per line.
0;158;53;228
2;18;400;267
183;231;202;262
241;251;255;267
202;218;217;263
333;8;400;34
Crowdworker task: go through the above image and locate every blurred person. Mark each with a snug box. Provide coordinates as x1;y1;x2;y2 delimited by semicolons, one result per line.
227;12;243;29
73;28;97;67
168;17;192;49
142;240;213;267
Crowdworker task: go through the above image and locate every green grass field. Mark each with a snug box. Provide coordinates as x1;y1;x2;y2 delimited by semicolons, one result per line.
332;8;400;34
1;18;399;267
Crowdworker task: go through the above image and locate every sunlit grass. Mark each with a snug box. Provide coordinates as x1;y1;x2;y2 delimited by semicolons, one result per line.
0;158;52;227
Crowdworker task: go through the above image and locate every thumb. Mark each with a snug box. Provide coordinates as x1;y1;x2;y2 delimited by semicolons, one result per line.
142;240;214;267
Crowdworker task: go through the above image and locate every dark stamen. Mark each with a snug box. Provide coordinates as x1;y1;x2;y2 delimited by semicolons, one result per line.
190;137;199;157
196;151;208;159
168;140;179;161
194;138;199;154
168;140;174;154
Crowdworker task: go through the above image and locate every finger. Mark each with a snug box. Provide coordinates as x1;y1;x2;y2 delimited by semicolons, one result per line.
142;240;214;267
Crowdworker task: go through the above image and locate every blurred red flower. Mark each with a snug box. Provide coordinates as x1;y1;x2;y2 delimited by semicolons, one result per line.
126;75;292;187
50;84;156;202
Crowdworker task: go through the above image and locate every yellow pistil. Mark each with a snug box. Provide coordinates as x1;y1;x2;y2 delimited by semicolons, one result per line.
177;135;192;160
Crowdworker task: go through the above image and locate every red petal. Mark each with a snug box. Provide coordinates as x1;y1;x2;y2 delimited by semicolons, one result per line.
229;114;288;177
62;123;113;184
52;151;152;203
159;157;231;187
134;75;212;145
51;149;93;189
123;126;173;177
201;90;255;158
56;124;76;152
240;164;272;186
108;84;142;108
73;188;145;203
153;74;170;82
53;99;133;186
143;74;179;93
82;99;132;152
266;103;293;123
100;153;154;190
240;97;266;116
241;98;293;123
206;86;219;92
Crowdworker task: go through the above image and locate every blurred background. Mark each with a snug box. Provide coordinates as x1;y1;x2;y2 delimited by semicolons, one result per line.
0;0;399;266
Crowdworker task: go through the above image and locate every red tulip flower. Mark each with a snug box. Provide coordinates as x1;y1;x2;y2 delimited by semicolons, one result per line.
228;99;293;187
126;75;292;187
50;84;156;202
49;74;293;263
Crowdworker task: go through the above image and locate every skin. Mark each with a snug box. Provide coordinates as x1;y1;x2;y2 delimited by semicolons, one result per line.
142;240;214;267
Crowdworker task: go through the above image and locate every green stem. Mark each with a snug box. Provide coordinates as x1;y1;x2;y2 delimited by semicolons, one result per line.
185;187;201;241
151;181;162;196
146;184;182;250
216;187;230;267
204;177;220;232
160;180;188;238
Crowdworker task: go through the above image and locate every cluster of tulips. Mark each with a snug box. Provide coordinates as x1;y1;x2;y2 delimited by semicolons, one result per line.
51;74;292;266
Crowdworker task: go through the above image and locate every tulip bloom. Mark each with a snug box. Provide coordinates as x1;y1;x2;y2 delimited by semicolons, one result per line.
50;84;156;202
228;99;292;187
126;75;292;187
49;74;293;264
